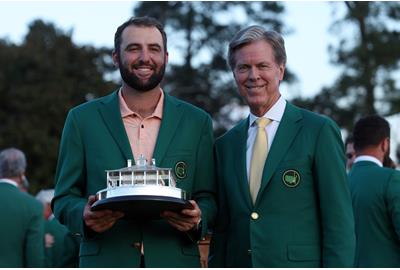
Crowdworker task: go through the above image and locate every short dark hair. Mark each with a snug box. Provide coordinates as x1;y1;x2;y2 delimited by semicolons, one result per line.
114;16;167;56
353;115;390;152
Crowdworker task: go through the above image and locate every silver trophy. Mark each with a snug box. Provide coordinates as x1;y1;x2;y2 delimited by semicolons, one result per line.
91;155;192;219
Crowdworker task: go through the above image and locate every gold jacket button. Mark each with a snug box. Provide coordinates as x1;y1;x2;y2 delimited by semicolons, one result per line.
251;212;259;220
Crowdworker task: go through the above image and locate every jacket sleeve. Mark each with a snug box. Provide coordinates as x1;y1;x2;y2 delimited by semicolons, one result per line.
52;110;87;237
25;200;45;267
208;140;228;267
387;171;400;240
314;118;356;267
192;115;217;240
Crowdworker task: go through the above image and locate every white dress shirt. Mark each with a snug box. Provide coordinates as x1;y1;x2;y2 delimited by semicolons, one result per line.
0;178;19;187
246;96;287;182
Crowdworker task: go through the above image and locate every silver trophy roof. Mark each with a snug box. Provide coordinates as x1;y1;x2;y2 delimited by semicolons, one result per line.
105;156;172;173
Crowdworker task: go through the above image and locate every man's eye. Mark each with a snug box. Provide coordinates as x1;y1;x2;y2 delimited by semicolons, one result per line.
150;47;160;52
237;66;248;72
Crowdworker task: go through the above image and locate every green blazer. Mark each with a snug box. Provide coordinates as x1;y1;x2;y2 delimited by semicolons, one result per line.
209;103;355;267
52;90;216;267
44;217;80;267
0;182;45;267
349;160;400;267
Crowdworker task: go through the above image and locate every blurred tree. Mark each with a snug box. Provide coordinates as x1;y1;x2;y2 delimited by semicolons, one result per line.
133;1;294;135
292;1;400;131
0;20;117;192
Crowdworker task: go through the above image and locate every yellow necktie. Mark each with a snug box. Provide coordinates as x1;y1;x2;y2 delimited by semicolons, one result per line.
249;117;271;203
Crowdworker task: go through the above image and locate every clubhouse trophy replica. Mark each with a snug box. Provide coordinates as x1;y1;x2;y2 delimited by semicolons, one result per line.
91;155;192;219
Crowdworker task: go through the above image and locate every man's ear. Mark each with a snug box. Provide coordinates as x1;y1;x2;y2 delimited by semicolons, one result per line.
278;63;286;81
15;173;24;186
112;50;119;68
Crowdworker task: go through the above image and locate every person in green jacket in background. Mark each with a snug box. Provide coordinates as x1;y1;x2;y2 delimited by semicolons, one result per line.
36;189;79;267
0;148;45;267
349;115;400;267
52;16;216;267
209;25;355;267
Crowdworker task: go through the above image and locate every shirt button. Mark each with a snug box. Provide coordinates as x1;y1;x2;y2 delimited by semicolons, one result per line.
251;212;259;220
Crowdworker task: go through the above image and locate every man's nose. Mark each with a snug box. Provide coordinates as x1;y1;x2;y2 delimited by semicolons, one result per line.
139;49;150;62
248;67;260;81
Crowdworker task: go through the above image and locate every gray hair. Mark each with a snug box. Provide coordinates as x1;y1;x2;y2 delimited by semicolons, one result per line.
228;25;287;70
0;148;27;178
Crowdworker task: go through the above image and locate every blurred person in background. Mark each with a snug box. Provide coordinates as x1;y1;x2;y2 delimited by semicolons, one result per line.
345;136;356;171
0;147;45;267
349;115;400;267
36;189;79;267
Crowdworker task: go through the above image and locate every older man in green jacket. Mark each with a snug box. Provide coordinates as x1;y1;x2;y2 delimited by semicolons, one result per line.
209;25;355;267
0;148;45;267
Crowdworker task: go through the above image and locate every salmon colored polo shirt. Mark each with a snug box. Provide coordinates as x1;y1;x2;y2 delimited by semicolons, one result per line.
118;89;164;163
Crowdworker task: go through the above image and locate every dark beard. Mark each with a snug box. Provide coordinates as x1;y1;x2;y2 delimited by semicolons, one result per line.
383;151;395;169
119;59;166;92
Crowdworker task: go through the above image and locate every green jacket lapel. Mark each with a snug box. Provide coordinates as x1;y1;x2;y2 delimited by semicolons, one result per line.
153;92;184;165
233;118;253;205
98;90;133;162
257;103;303;202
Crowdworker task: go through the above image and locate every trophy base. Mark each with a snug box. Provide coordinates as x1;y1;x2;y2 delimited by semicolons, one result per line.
91;195;193;219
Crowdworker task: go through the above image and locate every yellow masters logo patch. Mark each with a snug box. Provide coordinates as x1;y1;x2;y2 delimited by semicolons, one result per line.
174;161;187;179
282;169;300;188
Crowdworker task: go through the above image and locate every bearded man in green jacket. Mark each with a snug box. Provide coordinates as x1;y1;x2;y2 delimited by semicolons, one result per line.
349;115;400;267
52;16;216;267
